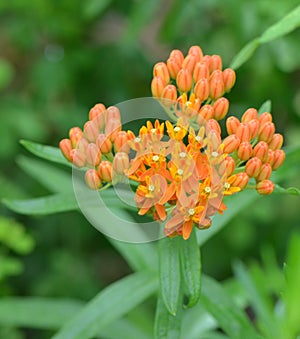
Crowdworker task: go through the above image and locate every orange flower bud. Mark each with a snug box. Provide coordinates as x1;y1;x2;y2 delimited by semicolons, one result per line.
266;149;274;164
176;69;193;92
106;106;121;122
258;112;272;127
193;62;210;82
226;116;240;135
210;55;222;72
213;97;229;120
105;118;121;142
167;57;181;79
272;149;285;170
246;157;262;177
169;49;184;65
248;119;260;139
236;122;250;142
98;160;113;182
232;172;249;190
252;141;269;162
86;143;102;167
198;104;214;120
182;54;197;74
85;169;101;190
151;76;166;98
188;45;203;62
202;55;212;72
223;134;240;154
59;139;72;161
241;108;258;123
258;121;275;143
256;179;274;195
77;137;88;153
70;149;86;168
268;133;283;150
206;118;221;135
194;78;209;101
84;121;99;143
223;68;236;92
153;62;170;83
96;134;112;154
114;131;130;153
161;84;177;105
113;152;130;175
219;156;235;176
89;103;106;121
256;163;272;182
69;127;83;148
209;70;224;100
237;141;252;161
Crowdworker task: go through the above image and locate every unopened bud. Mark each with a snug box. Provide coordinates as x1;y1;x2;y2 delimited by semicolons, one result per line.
89;103;106;120
219;156;235;176
237;141;252;161
206;119;221;135
86;143;102;167
252;141;269;162
202;55;212;72
194;63;209;83
69;127;83;147
70;149;86;168
223;68;236;92
256;179;274;195
236;122;250;142
105;118;121;142
223;134;240;154
161;84;177;105
256;163;272;181
209;70;224;100
153;62;170;83
210;55;222;72
268;133;283;150
169;49;184;65
96;134;112;154
77;137;88;153
242;108;258;123
176;69;193;92
114;131;130;153
198;104;214;120
98;161;113;182
258;121;275;143
84;121;99;142
272;149;285;170
248;119;260;139
213;97;229;120
232;172;249;190
151;76;166;97
258;112;272;127
59;139;72;161
167;57;181;79
106;106;121;122
182;54;197;74
113;152;130;175
266;149;274;164
85;169;101;190
194;78;209;101
246;157;262;177
188;46;203;62
226;116;240;135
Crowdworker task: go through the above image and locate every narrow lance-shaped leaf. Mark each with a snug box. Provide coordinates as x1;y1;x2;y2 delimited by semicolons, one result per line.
154;292;182;339
179;229;201;307
159;236;181;316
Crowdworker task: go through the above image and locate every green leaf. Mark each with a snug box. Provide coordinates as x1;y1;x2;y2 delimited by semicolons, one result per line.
282;233;300;339
20;140;72;167
259;5;300;43
232;261;278;338
16;155;73;193
154;293;182;339
52;271;158;339
273;184;300;196
159;237;181;316
201;275;261;339
230;38;261;69
179;229;201;307
2;193;78;215
258;100;272;114
83;0;112;19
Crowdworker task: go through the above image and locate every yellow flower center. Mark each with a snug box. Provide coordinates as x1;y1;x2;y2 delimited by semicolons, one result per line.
152;155;159;162
188;208;195;216
177;169;184;176
148;184;155;192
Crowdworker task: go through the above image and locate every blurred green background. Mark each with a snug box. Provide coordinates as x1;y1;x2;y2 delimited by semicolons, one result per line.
0;0;300;337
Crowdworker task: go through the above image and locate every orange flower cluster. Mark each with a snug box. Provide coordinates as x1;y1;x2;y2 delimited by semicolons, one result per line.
59;45;285;240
